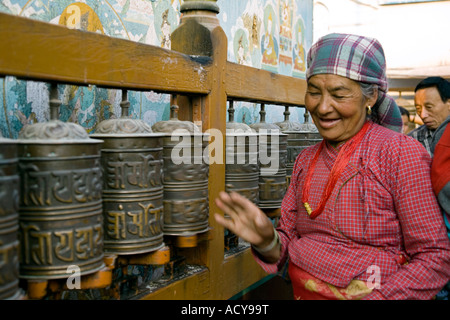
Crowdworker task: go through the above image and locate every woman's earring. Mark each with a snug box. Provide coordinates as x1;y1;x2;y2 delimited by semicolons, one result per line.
367;105;372;115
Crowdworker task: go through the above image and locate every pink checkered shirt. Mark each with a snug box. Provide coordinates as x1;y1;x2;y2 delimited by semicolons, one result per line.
255;121;450;300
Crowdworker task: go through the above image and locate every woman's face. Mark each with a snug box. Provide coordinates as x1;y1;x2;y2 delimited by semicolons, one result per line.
305;74;377;145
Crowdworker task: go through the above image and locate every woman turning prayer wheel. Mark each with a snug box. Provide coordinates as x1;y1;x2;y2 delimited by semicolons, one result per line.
214;33;450;300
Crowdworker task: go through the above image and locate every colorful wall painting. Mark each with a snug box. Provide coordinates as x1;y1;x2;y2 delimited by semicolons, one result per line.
0;0;312;139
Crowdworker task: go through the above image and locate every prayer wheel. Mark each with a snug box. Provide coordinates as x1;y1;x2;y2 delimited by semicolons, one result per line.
91;90;165;255
17;84;104;280
276;108;322;184
250;104;287;209
225;101;259;204
152;96;209;236
0;135;21;299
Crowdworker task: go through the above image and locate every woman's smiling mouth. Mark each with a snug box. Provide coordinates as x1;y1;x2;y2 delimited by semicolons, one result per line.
317;118;341;129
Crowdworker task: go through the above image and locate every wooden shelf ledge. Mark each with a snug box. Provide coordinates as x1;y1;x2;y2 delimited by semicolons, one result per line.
138;247;268;300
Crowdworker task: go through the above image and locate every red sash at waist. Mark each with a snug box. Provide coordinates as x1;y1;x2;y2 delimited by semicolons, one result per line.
288;262;372;300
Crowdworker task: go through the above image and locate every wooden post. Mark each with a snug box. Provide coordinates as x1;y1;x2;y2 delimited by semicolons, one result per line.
160;0;269;301
171;0;221;57
170;0;230;299
171;0;221;123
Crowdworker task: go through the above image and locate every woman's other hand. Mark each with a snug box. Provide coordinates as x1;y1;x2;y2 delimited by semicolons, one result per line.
214;191;276;249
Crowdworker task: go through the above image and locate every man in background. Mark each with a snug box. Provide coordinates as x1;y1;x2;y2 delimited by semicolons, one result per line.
410;76;450;300
409;76;450;156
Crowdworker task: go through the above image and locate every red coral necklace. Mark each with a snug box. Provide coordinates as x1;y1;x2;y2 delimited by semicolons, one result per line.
302;121;370;219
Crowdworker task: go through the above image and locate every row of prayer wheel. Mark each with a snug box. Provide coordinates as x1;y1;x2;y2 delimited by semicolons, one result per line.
225;102;322;209
0;85;320;299
0;87;209;299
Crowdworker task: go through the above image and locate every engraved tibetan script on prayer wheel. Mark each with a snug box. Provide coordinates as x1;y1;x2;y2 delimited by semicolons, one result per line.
0;135;21;299
284;130;322;181
92;91;165;255
250;104;287;209
152;96;209;236
17;120;104;280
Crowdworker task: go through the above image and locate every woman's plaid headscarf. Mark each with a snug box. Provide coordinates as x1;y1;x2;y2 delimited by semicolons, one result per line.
306;33;402;132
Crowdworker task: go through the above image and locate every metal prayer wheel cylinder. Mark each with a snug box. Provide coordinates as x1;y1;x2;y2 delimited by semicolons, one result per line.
285;129;322;177
17;120;104;280
225;131;259;204
157;131;209;235
225;102;259;204
92;119;165;255
276;107;322;184
0;136;21;299
152;99;209;236
256;132;288;209
250;105;288;209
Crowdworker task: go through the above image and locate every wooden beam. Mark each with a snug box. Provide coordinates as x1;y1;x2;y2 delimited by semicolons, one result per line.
0;12;211;94
225;62;307;106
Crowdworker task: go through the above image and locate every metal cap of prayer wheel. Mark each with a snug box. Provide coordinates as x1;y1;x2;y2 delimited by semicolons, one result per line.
91;90;165;255
275;106;303;132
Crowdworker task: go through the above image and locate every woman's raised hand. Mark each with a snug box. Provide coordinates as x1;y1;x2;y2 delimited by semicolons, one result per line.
214;191;275;249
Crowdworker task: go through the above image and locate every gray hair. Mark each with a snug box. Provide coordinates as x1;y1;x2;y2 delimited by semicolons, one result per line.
359;82;378;101
359;82;381;122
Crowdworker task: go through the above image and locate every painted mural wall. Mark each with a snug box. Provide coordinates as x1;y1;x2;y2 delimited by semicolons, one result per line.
0;0;312;139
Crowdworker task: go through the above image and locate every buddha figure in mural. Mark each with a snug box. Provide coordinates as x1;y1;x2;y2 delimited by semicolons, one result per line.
293;20;306;73
261;11;278;67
